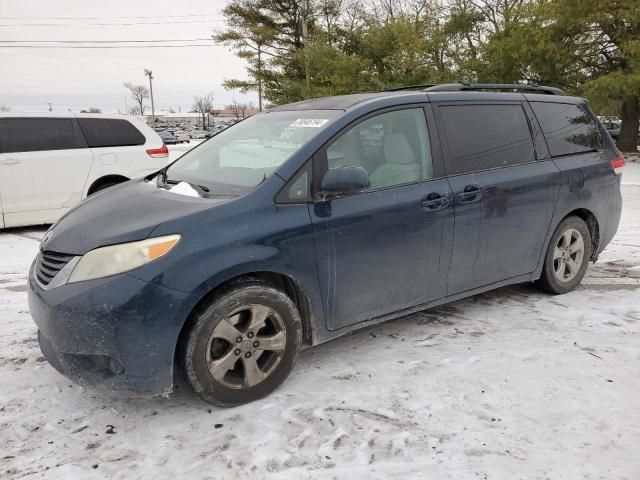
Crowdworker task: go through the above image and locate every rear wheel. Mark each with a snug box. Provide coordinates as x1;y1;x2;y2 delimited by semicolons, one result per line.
535;216;592;294
180;280;302;406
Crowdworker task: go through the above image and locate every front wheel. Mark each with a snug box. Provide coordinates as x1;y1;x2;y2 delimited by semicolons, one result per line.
534;216;592;294
180;280;302;406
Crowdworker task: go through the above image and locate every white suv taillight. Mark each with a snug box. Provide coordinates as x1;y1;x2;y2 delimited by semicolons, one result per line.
146;144;169;158
611;155;625;175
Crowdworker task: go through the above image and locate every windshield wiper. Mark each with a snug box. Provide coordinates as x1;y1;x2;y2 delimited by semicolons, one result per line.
156;167;169;187
156;172;210;194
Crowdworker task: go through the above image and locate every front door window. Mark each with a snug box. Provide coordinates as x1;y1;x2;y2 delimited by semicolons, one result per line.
325;108;433;190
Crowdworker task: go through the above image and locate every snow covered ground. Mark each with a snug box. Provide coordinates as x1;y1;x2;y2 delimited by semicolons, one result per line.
1;165;639;479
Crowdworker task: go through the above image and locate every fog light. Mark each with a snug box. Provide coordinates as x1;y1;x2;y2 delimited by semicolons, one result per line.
107;357;124;374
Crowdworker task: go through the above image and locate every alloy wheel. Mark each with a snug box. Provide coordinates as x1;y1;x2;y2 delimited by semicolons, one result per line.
553;228;585;283
205;304;287;389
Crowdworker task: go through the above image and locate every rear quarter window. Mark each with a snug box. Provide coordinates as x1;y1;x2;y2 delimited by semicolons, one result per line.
530;102;601;157
437;103;536;175
77;118;146;148
0;117;87;153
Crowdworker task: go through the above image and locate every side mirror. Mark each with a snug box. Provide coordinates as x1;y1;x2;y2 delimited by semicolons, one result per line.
320;166;370;198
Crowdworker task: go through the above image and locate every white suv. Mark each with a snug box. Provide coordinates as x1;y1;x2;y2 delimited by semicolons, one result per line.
0;113;170;228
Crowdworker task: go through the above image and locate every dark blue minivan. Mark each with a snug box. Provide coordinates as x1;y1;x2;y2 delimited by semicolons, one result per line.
28;84;624;405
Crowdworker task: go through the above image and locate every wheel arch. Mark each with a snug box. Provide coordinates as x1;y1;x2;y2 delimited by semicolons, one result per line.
87;174;130;195
562;208;600;261
535;206;601;280
173;270;317;379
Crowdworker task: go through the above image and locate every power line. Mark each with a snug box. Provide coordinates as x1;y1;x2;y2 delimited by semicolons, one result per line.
0;44;219;49
0;14;224;20
0;19;225;27
0;38;214;43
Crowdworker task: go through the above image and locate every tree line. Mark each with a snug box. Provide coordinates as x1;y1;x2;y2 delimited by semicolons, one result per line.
122;83;256;129
215;0;640;151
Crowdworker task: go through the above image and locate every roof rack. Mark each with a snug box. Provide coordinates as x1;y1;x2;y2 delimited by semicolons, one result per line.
383;84;437;92
423;83;565;95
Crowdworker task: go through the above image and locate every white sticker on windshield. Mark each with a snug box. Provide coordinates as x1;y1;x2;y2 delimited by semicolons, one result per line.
289;118;330;128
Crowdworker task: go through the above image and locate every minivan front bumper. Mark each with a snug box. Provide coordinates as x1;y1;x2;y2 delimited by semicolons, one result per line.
28;260;197;396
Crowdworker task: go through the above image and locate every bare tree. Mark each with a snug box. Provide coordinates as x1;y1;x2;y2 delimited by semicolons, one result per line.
226;100;241;119
320;0;343;47
0;105;10;112
209;109;219;129
127;105;142;116
124;82;150;115
468;0;527;34
235;102;255;118
192;93;215;130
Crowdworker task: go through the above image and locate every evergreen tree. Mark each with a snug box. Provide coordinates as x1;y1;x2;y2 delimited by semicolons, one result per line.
217;0;640;149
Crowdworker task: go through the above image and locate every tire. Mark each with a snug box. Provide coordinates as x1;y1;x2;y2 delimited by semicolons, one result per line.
180;280;302;406
534;216;592;294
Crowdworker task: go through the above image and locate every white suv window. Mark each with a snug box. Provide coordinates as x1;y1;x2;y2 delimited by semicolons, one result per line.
77;118;145;147
0;118;86;153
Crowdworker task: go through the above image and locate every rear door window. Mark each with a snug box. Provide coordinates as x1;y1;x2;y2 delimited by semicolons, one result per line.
0;118;87;154
77;118;145;148
530;102;601;157
437;103;536;176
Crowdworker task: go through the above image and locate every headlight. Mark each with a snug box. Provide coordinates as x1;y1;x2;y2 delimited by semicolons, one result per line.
68;234;181;283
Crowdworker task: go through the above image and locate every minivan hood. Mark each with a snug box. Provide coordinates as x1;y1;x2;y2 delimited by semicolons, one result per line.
43;179;224;255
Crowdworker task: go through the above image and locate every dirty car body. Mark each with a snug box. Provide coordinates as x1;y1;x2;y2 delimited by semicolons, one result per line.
28;87;623;399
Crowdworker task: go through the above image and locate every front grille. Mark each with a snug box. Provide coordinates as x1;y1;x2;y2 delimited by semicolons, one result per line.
36;251;75;286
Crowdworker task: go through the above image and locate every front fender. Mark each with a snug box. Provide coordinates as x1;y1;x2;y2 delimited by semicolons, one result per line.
127;198;326;344
131;243;325;349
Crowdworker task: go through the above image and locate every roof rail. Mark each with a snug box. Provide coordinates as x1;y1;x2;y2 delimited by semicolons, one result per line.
383;84;436;92
424;83;565;95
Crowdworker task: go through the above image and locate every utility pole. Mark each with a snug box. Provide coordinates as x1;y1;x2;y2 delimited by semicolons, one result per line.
257;44;263;112
300;0;310;91
144;69;155;123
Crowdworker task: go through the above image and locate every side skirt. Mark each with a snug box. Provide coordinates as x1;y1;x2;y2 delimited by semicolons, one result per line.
309;272;535;347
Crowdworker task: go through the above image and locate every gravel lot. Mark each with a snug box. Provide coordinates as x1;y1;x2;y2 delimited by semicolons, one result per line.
1;164;639;479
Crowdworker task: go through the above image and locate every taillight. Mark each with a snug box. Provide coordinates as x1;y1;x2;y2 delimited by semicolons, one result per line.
146;144;169;158
611;155;625;175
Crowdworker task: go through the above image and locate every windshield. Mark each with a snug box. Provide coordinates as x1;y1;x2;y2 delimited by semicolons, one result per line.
162;110;340;197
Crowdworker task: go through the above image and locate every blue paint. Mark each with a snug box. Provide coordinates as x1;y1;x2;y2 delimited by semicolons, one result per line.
28;90;623;395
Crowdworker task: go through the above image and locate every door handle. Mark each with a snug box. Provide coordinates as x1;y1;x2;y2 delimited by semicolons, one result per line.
422;193;450;211
457;185;483;203
0;158;20;166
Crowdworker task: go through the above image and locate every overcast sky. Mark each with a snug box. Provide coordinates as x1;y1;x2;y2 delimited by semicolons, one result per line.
0;0;256;113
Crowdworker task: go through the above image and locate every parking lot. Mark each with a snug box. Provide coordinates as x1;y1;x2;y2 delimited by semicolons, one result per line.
1;164;639;479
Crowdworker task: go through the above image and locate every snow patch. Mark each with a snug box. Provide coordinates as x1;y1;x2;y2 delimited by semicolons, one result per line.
168;181;200;198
